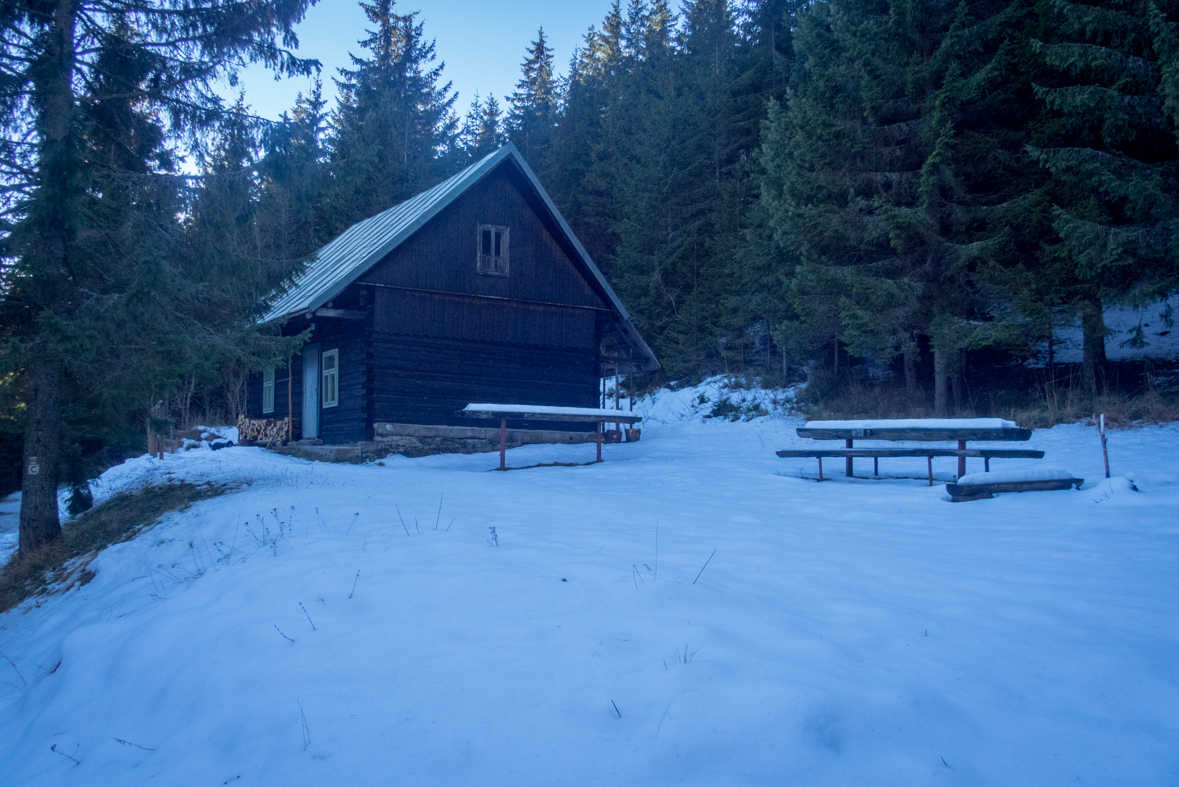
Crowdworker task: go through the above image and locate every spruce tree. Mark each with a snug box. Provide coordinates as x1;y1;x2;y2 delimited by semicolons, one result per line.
551;2;628;269
0;0;317;552
326;0;457;233
761;0;1047;412
256;79;330;261
508;28;558;168
603;0;679;366
1031;0;1179;394
644;0;743;375
461;94;506;161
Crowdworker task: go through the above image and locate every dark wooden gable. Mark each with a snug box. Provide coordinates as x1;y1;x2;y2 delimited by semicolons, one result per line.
347;160;603;430
359;162;604;307
357;161;606;350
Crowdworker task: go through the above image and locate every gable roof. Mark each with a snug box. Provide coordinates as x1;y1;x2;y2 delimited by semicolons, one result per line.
263;144;658;372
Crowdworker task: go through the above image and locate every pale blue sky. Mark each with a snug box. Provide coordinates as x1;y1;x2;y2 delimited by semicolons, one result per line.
233;0;626;121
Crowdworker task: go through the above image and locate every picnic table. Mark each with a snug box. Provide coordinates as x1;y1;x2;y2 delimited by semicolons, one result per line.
776;418;1043;484
461;403;641;470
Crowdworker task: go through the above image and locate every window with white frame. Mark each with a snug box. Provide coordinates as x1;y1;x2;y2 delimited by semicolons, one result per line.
262;367;275;414
321;349;339;408
477;224;509;276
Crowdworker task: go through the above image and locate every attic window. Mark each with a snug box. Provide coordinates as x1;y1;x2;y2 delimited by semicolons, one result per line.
477;224;509;276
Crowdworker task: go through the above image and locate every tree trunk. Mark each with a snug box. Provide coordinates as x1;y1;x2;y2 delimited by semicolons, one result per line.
18;0;76;552
933;348;950;417
19;361;63;554
951;363;963;413
1080;298;1107;398
903;341;918;400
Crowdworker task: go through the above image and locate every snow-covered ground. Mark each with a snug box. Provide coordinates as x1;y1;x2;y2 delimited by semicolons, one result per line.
0;380;1177;785
0;493;18;566
1046;295;1179;363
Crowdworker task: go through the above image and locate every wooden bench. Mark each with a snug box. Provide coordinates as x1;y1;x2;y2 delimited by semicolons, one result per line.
461;404;641;470
779;419;1041;484
946;476;1083;502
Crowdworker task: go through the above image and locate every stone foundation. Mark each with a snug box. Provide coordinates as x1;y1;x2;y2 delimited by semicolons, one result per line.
270;422;601;463
372;422;596;458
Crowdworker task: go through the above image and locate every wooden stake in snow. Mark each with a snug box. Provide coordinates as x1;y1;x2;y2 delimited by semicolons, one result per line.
1098;413;1110;478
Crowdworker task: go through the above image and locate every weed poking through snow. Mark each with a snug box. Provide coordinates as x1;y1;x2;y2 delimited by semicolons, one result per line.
656;704;672;734
487;527;498;547
299;701;311;751
0;647;27;688
245;507;295;557
299;602;317;631
693;549;717;584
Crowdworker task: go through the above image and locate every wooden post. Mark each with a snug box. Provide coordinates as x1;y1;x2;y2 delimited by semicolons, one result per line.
985;457;991;472
614;366;621;432
499;417;507;471
845;438;854;477
1099;413;1110;478
596;420;602;463
287;362;293;443
817;457;824;482
874;457;879;476
927;456;933;486
958;440;967;479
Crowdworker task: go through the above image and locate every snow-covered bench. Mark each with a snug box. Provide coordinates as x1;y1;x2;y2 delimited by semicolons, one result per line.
778;418;1042;483
945;469;1084;502
461;404;641;470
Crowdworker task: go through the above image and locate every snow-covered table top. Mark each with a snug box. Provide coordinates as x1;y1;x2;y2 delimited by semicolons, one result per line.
462;403;641;423
798;418;1030;441
803;418;1018;430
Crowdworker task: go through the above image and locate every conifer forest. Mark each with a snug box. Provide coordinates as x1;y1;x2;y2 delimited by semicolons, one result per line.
2;0;1179;506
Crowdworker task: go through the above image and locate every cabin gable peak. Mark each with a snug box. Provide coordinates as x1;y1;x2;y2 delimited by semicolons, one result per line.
263;144;657;372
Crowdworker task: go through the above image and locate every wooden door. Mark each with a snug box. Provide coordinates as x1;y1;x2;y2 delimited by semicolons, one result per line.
302;344;320;439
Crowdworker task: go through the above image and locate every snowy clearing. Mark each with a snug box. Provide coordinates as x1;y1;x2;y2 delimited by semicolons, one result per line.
0;380;1177;785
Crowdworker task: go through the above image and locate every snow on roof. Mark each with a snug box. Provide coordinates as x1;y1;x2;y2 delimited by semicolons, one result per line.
463;403;639;419
803;418;1019;430
260;144;658;372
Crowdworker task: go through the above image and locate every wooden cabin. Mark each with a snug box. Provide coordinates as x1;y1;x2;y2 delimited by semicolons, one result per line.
243;144;658;455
